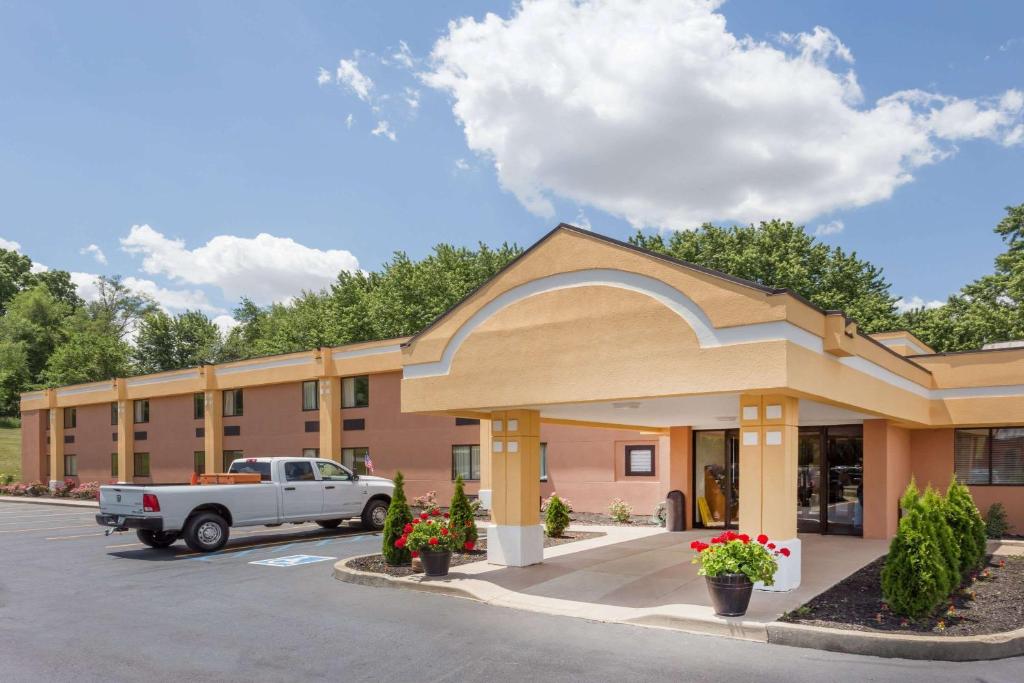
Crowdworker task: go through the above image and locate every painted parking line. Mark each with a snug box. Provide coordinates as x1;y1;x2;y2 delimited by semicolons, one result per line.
0;524;97;534
0;515;97;525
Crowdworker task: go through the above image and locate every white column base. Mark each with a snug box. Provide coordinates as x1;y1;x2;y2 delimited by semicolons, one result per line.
755;538;801;592
477;489;492;511
487;524;543;567
48;480;65;492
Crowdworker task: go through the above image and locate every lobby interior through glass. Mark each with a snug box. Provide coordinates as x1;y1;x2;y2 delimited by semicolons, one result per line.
692;425;864;536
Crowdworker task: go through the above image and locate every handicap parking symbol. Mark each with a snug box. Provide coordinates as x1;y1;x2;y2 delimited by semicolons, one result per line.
249;554;337;567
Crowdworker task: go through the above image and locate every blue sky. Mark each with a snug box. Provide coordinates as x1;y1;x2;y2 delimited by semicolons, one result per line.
1;0;1022;326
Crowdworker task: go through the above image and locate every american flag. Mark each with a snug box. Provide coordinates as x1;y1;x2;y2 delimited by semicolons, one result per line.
363;454;375;474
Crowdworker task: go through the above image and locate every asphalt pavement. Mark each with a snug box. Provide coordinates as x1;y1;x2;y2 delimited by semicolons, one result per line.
1;499;1021;682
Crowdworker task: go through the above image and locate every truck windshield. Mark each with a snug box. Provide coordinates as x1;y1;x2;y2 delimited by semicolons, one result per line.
228;461;272;481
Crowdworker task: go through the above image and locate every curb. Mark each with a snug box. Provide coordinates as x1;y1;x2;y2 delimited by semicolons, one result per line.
333;555;483;602
0;496;98;509
767;621;1024;661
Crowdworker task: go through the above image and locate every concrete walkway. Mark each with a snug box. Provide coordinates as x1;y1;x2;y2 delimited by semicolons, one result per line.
0;496;98;508
335;525;888;641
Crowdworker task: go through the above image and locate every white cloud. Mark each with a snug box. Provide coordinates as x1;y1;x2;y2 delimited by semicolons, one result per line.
213;314;240;336
814;220;844;236
69;271;224;315
393;40;416;69
70;272;102;302
336;58;374;102
454;158;471;172
0;237;23;252
404;86;421;110
895;296;945;313
423;0;1024;229
317;67;333;86
345;113;354;129
573;208;592;231
119;224;361;306
80;244;107;265
371;120;397;142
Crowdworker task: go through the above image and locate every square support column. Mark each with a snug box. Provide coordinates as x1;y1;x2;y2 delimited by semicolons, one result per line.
48;407;64;490
662;426;693;529
116;400;135;483
477;419;493;510
318;377;342;462
488;409;543;567
738;394;801;591
863;419;911;539
203;390;223;474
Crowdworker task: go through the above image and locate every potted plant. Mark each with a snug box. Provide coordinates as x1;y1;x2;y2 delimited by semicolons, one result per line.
690;531;790;616
394;509;469;577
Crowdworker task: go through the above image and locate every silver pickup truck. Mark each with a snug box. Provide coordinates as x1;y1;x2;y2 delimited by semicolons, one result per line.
96;457;393;552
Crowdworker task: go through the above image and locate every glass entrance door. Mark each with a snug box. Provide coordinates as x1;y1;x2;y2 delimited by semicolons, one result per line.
797;426;863;536
694;430;739;529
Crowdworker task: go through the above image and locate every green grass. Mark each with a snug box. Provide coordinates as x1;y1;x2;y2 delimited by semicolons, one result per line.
0;426;21;481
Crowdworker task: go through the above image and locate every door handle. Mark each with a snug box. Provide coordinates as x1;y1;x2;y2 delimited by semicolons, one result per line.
324;485;335;490
284;486;296;491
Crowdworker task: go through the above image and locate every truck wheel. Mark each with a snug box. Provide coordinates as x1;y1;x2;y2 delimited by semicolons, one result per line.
316;519;343;529
136;530;178;549
361;499;388;531
183;512;229;553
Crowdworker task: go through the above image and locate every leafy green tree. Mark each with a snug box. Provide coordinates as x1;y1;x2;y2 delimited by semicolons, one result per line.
382;470;414;565
0;249;36;315
903;203;1024;351
87;275;158;341
921;486;960;595
29;270;83;310
134;310;222;373
448;475;478;549
881;481;948;618
41;327;133;386
630;221;901;333
0;285;72;380
0;340;30;415
545;493;571;537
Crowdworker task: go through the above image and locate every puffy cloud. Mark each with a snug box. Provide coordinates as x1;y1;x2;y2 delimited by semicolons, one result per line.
0;237;23;252
70;272;101;302
80;244;107;265
119;224;360;305
69;271;224;315
317;67;333;86
423;0;1024;229
393;40;416;69
453;158;471;172
371;120;397;141
345;113;354;129
814;220;844;236
336;58;374;102
895;296;945;313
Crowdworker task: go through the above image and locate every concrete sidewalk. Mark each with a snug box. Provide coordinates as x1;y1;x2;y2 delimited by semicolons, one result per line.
0;496;98;508
335;526;888;642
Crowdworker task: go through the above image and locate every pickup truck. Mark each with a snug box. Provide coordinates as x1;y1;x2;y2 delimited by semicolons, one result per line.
96;457;394;553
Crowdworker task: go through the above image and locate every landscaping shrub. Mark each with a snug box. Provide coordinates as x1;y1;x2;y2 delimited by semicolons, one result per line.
881;481;948;618
69;481;101;500
0;473;14;485
945;477;987;571
544;493;571;537
985;502;1012;539
921;486;960;594
412;490;439;515
608;498;632;523
382;471;414;566
541;493;573;513
448;475;477;550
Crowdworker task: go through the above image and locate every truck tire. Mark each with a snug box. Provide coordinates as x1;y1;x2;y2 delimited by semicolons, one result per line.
136;529;178;549
361;499;388;531
183;512;230;553
316;519;343;529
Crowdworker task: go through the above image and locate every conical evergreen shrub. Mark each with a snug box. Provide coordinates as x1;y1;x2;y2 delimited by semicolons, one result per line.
448;475;478;550
545;493;571;537
945;476;987;571
922;486;960;594
382;470;413;565
882;480;947;618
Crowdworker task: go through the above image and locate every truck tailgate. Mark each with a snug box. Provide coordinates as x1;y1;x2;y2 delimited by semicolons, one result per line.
99;486;146;516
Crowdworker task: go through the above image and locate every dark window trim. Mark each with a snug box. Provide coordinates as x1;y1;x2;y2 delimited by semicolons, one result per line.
302;380;319;412
133;452;151;477
110;453;118;477
224;425;241;437
341;375;370;409
304;420;320;433
624;444;656;476
111;402;118;426
955;427;1024;487
455;417;480;427
133;400;150;424
193;393;205;420
223;388;244;417
63;454;77;476
343;418;365;431
540;442;548;482
64;407;76;429
451;443;481;481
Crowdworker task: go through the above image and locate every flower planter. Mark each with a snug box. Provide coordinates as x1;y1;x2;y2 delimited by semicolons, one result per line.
705;573;754;616
420;550;453;577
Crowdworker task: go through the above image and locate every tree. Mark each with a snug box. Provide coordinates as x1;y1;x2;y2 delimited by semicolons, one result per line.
903;203;1024;351
630;221;901;333
0;285;72;381
134;310;222;373
545;493;571;538
382;470;414;565
87;275;158;340
30;270;83;310
881;481;948;618
945;477;987;572
0;249;36;315
41;327;133;387
448;475;478;549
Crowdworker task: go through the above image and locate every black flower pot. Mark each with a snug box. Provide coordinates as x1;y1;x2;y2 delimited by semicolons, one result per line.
420;550;452;577
705;573;754;616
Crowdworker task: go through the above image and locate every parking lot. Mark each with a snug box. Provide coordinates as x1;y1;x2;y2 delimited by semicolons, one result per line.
3;499;1024;683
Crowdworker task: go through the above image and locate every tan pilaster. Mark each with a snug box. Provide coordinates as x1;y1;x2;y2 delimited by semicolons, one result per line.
116;397;135;483
488;409;543;566
738;394;764;534
478;418;493;510
204;389;223;474
663;426;693;528
47;391;64;488
319;376;342;462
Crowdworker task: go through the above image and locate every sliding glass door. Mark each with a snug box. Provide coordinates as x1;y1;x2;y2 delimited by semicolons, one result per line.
797;426;863;536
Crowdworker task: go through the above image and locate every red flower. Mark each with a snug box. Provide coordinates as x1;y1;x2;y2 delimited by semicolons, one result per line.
426;519;434;525
689;540;702;550
464;541;475;550
738;534;750;544
429;537;439;545
430;508;441;517
767;542;776;550
411;551;419;558
756;534;768;545
412;518;420;525
394;538;405;549
780;547;791;557
403;523;413;534
710;536;723;544
443;512;450;518
441;528;449;536
420;512;429;520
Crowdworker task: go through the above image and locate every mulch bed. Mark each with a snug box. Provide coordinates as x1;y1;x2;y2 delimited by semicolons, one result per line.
347;530;606;578
567;512;661;527
779;555;1024;636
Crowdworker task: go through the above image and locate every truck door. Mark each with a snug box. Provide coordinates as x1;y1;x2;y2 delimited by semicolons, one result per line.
316;460;362;517
280;460;324;520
